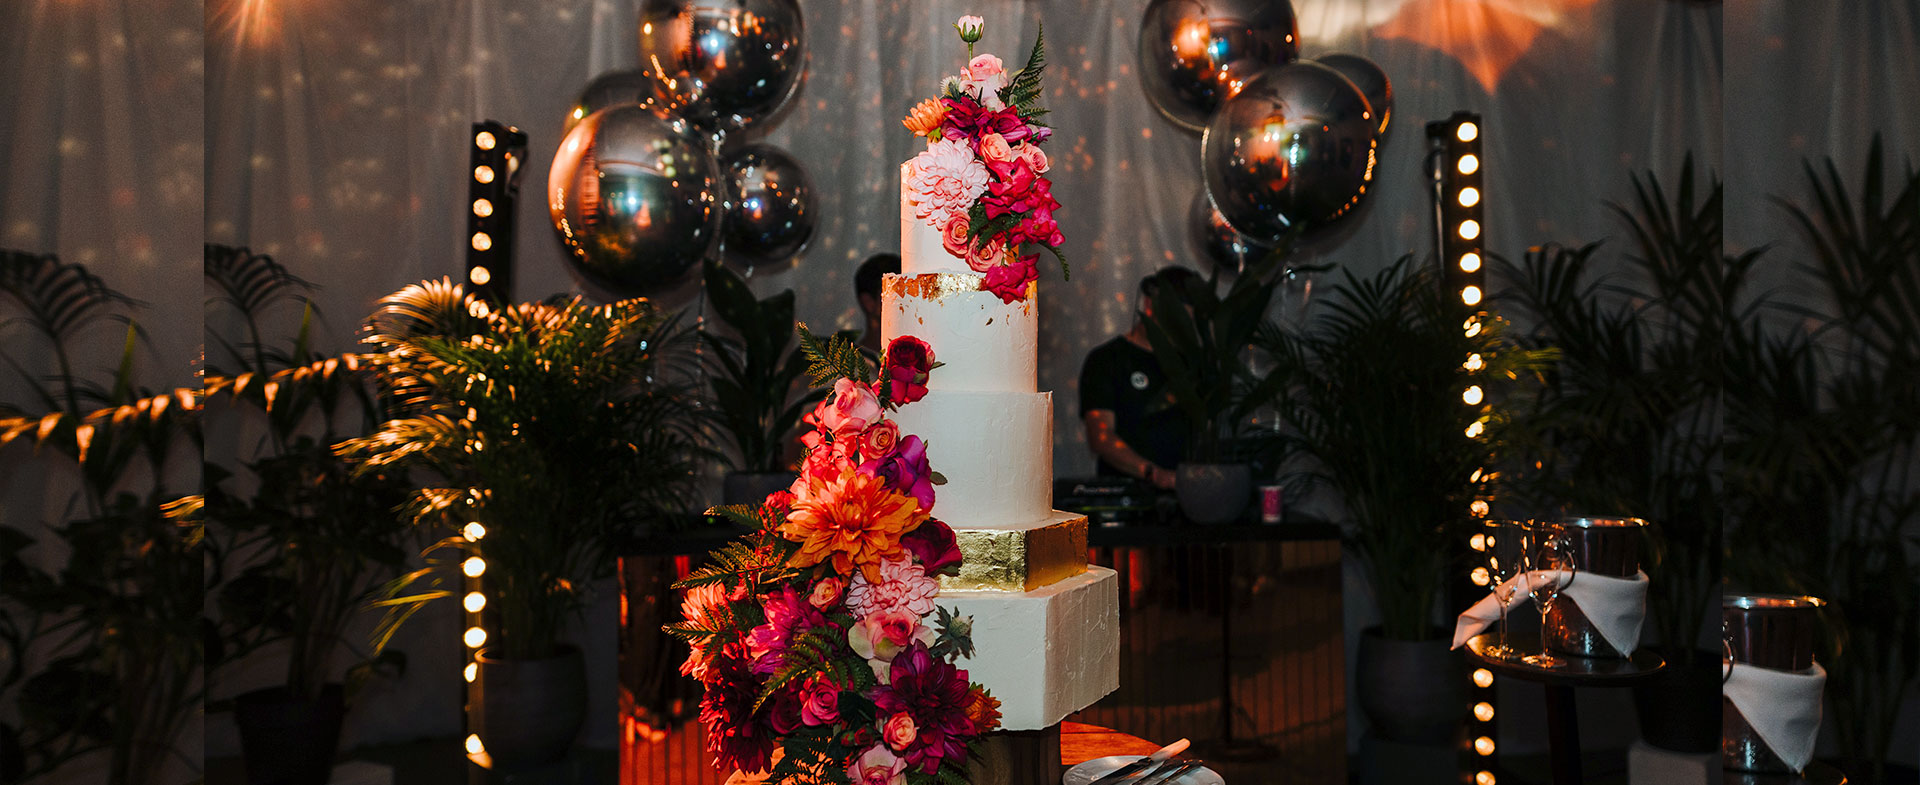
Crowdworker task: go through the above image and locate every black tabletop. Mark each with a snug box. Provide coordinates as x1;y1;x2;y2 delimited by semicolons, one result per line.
1727;763;1848;785
1465;633;1666;686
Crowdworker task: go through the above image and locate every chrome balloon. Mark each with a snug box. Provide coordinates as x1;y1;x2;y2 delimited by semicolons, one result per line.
567;69;650;133
548;105;721;296
1137;0;1300;131
1318;53;1393;137
636;0;806;135
1201;62;1378;244
1188;188;1270;274
721;144;814;264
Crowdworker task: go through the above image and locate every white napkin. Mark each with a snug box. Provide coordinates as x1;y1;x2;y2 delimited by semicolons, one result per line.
1450;570;1648;655
1724;661;1826;773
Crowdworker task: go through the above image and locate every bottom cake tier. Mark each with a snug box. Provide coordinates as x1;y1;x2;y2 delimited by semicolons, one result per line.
939;566;1120;731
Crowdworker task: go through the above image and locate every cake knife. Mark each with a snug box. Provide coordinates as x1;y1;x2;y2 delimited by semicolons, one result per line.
1088;738;1190;785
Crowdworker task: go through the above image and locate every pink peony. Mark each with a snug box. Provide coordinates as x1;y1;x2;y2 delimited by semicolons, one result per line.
820;378;884;437
939;212;972;262
906;139;990;228
883;713;919;751
847;556;940;618
978;132;1015;164
847;745;908;785
860;420;901;460
809;576;845;610
801;676;840;726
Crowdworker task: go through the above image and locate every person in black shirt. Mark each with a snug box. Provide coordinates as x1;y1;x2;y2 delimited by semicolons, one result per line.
854;253;900;357
1078;267;1197;489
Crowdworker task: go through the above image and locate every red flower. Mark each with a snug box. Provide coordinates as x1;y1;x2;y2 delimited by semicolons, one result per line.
879;336;936;407
983;159;1062;224
901;518;963;577
697;641;776;773
982;257;1038;303
940;96;1029;150
871;643;980;774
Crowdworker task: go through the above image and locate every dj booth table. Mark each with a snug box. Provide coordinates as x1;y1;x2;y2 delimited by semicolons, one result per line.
614;500;1346;785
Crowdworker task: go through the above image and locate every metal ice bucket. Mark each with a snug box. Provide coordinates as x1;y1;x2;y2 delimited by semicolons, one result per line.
1723;593;1826;774
1542;516;1649;658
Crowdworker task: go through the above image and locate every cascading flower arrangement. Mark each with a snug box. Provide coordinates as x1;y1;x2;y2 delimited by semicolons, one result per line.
902;16;1064;304
669;327;1003;785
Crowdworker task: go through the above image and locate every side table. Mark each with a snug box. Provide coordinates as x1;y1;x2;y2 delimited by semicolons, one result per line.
1465;634;1666;785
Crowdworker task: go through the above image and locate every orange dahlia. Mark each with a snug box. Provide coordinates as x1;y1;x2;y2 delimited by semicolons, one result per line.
781;467;927;582
903;98;947;139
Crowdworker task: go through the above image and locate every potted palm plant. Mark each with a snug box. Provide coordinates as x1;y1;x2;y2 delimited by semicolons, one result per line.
1141;252;1292;523
702;261;828;504
337;280;705;768
1500;161;1742;753
196;245;412;785
0;251;201;785
1723;141;1920;784
1259;257;1550;743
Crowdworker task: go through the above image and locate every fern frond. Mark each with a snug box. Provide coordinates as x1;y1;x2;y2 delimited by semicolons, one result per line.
796;322;873;385
998;24;1047;115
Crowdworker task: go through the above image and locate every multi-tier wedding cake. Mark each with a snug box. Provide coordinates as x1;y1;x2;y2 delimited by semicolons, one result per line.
884;18;1119;734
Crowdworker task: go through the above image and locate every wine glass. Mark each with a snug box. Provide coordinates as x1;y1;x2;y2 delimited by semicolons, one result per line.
1521;522;1576;668
1480;519;1525;661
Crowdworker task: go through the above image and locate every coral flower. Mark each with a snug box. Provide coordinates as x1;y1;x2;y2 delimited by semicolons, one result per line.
781;467;928;582
903;98;948;139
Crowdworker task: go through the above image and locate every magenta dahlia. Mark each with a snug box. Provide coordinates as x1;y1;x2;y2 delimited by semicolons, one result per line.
871;642;980;774
746;585;829;677
697;641;776;773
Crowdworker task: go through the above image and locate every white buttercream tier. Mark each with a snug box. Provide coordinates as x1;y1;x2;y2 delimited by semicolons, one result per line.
890;389;1051;529
940;566;1121;730
881;272;1036;394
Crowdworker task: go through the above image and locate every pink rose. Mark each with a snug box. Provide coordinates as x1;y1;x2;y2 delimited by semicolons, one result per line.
882;713;918;751
966;235;1006;273
860;420;901;459
848;607;932;663
801;676;841;726
966;54;1004;82
847;745;907;785
809;576;845;610
978;132;1014;164
939;212;972;262
821;378;883;436
1015;143;1050;173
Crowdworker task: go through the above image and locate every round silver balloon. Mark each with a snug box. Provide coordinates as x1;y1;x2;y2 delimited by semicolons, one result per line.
548;105;722;296
722;144;814;264
1137;0;1300;131
1188;188;1271;274
567;69;650;133
636;0;806;135
1318;53;1393;137
1201;62;1378;244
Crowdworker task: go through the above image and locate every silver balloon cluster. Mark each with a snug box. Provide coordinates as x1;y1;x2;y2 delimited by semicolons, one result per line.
1137;0;1393;271
548;0;813;296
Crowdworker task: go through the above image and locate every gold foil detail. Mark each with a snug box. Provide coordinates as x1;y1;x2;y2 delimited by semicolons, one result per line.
883;272;1037;304
941;514;1089;592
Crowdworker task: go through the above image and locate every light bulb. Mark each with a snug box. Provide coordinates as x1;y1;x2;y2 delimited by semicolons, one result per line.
474;165;495;183
471;233;491;252
1470;499;1490;516
462;557;486;577
1470;533;1487;551
1477;771;1497;785
1475;736;1496;756
1462;285;1483;306
464;662;478;682
475;131;497;150
466;733;485;754
1464;385;1485;405
1459;220;1481;240
1460;252;1482;272
464;592;487;613
1457;122;1478;142
1458;154;1479;175
463;522;486;540
473;198;493;217
1472;668;1494;688
464;626;487;648
469;265;491;285
1459;187;1481;207
1466;421;1486;438
1465;353;1485;371
1470;566;1490;586
1474;702;1495;721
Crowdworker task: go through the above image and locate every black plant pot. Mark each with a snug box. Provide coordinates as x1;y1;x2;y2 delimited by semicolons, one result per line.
1175;462;1252;524
234;683;346;785
723;471;797;507
475;645;587;770
1631;647;1722;753
1356;627;1467;744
